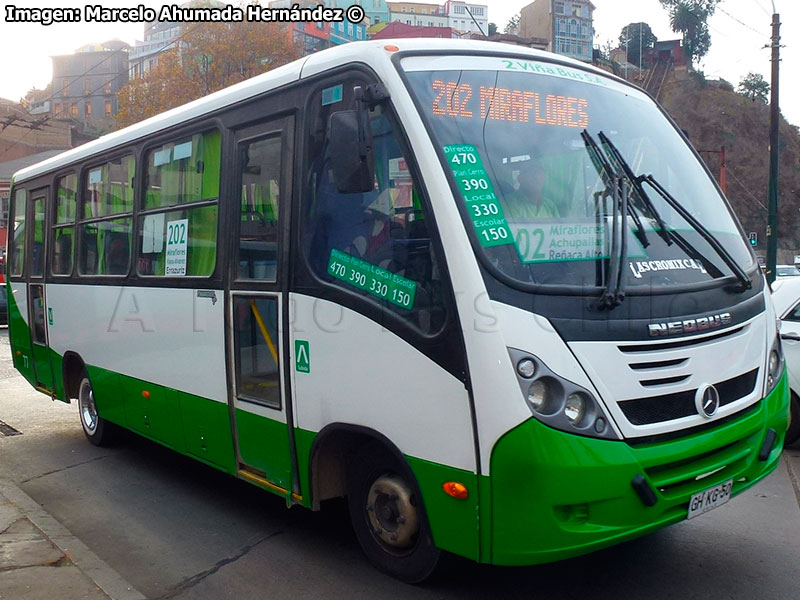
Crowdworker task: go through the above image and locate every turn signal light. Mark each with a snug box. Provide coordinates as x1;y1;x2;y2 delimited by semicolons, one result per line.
142;390;151;398
384;44;400;52
442;481;469;500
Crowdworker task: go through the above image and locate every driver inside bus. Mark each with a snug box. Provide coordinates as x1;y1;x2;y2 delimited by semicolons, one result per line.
502;162;560;220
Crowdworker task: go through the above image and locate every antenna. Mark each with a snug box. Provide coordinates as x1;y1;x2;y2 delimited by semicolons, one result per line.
464;5;487;37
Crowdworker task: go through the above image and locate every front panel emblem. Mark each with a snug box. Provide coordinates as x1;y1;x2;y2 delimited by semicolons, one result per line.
695;384;720;418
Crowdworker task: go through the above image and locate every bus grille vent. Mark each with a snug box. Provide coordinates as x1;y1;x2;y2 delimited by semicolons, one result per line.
617;325;746;354
619;368;758;426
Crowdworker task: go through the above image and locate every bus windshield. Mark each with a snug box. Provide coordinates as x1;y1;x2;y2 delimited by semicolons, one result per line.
401;56;753;291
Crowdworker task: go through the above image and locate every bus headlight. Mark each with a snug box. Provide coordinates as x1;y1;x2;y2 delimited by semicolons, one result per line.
565;393;587;423
765;334;784;395
509;348;619;440
527;380;547;411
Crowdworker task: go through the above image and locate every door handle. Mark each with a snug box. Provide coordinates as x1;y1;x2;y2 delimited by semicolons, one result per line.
196;290;218;305
780;332;800;342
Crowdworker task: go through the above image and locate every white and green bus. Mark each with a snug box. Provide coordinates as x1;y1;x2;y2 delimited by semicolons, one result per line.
4;40;789;581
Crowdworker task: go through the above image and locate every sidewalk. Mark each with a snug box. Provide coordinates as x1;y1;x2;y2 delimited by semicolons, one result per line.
0;480;146;600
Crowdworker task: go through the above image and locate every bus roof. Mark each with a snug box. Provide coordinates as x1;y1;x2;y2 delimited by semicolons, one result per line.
13;38;611;185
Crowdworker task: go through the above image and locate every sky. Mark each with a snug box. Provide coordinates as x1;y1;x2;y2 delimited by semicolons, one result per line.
0;0;797;124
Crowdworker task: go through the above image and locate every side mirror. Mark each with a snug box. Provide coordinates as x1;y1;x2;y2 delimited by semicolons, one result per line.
329;110;374;194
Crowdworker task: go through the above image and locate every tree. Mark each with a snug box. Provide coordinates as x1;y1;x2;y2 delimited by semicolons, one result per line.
738;72;770;103
488;22;497;36
505;13;520;34
658;0;721;63
115;19;301;128
619;22;657;68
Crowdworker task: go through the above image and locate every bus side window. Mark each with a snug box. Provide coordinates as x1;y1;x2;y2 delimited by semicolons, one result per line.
138;130;220;278
237;135;281;282
10;188;27;277
53;173;77;276
79;155;135;277
31;195;47;278
303;85;446;334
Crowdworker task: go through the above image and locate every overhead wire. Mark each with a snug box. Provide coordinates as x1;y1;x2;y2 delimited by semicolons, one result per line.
0;20;209;160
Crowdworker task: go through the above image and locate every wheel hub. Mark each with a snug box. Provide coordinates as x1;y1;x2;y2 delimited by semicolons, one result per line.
366;474;419;549
79;380;98;434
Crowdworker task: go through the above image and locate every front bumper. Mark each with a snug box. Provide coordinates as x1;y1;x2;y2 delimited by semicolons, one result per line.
488;371;789;565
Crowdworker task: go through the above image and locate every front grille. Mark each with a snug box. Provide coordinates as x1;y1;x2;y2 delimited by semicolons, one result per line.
618;325;746;354
619;369;759;426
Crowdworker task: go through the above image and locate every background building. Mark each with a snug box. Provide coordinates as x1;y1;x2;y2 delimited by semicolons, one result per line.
370;21;456;39
442;1;488;35
272;0;367;53
50;40;130;134
128;19;181;79
387;2;448;27
520;0;594;62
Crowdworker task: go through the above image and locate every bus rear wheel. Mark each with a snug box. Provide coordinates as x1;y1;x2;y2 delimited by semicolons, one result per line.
77;370;115;446
347;444;440;583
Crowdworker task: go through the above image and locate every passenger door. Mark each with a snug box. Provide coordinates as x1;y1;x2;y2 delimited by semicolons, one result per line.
226;116;298;498
27;188;54;392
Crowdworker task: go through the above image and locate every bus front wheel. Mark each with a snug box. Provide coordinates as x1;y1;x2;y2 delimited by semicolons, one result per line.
77;370;115;447
347;444;440;583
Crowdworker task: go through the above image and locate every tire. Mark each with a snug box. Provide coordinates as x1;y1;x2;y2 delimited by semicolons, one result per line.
786;393;800;446
347;443;440;583
77;370;115;447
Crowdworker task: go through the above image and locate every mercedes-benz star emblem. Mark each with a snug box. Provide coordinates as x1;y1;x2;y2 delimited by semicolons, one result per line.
695;384;720;418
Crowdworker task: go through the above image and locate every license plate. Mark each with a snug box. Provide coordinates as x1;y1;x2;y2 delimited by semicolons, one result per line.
687;479;733;519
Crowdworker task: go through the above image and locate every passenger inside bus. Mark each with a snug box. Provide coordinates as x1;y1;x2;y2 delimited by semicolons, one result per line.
502;162;561;220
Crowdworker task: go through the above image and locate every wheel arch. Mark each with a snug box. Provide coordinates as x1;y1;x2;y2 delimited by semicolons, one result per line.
307;423;411;511
61;351;87;401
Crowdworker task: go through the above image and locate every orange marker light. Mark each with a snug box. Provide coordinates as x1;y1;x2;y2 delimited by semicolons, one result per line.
142;390;151;399
442;482;469;500
384;44;399;52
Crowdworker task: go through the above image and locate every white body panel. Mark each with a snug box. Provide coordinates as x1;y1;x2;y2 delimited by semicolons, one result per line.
289;293;475;472
46;284;227;404
569;313;768;438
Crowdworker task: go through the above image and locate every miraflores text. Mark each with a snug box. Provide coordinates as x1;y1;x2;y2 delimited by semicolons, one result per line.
4;3;366;26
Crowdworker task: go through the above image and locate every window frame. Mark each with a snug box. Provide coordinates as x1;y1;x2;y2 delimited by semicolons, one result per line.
295;68;460;347
8;186;28;278
136;126;223;280
76;151;137;278
50;171;79;277
233;127;288;288
29;187;50;280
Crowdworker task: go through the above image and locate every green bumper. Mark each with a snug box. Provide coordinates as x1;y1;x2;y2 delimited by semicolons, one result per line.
488;371;789;566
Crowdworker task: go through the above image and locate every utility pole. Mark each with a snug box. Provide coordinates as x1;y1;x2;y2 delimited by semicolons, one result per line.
639;25;642;71
766;11;780;284
699;146;727;196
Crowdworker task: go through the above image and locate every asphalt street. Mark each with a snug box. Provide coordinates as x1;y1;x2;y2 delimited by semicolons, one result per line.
1;324;800;599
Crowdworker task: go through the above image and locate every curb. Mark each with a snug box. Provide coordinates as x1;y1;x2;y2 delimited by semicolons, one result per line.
0;479;147;600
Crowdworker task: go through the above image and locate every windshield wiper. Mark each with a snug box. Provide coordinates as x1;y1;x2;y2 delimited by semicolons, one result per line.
598;132;672;247
640;174;752;290
582;131;630;309
582;131;648;250
597;132;751;292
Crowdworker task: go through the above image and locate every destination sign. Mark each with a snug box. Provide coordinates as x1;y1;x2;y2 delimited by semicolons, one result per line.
431;80;589;128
